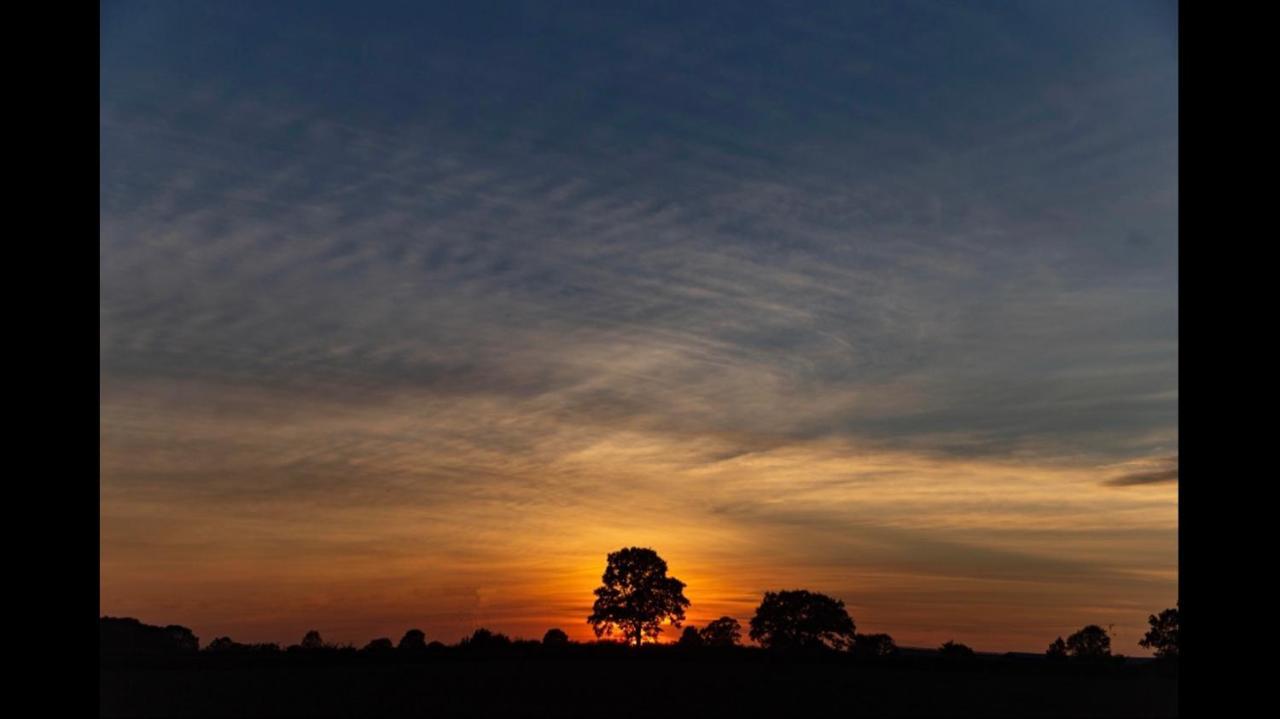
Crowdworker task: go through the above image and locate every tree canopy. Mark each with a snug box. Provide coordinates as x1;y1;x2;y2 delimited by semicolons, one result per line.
398;629;427;651
299;630;326;651
1046;637;1068;660
587;547;690;646
1065;625;1111;659
677;626;703;647
699;617;742;647
363;638;394;652
1138;605;1178;659
748;590;856;651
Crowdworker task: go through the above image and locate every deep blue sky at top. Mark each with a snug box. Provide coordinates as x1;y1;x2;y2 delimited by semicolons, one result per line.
101;0;1177;465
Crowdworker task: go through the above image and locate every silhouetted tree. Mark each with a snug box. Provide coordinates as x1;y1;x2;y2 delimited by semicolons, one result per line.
205;636;242;652
749;590;856;651
938;640;976;660
677;626;703;647
100;617;200;654
1138;605;1179;659
363;637;394;652
206;638;278;654
462;627;512;650
1065;625;1111;660
300;630;326;650
587;547;690;646
852;632;898;658
542;628;570;647
699;617;742;647
398;629;427;652
165;625;199;652
1046;637;1068;660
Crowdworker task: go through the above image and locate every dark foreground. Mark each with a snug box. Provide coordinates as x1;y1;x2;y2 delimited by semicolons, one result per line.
102;653;1177;717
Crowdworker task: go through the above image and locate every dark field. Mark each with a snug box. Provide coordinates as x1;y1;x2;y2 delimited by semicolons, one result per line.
101;654;1177;717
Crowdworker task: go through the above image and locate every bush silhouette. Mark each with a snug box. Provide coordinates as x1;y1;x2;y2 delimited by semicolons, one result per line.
749;590;856;651
852;632;898;658
938;640;976;660
587;547;690;646
1138;605;1178;659
363;637;394;652
1065;625;1111;660
542;628;570;647
699;617;742;647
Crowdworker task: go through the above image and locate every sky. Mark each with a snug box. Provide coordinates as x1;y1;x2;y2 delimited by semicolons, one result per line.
100;0;1177;653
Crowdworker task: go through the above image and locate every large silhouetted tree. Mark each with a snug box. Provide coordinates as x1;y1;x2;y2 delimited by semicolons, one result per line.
699;617;742;647
748;590;856;651
587;547;690;646
1065;625;1111;659
1138;605;1179;659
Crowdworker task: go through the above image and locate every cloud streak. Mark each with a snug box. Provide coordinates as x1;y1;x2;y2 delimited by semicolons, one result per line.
101;1;1177;652
1103;456;1179;487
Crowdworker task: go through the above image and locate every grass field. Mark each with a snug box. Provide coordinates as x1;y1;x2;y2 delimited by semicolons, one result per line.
101;654;1177;717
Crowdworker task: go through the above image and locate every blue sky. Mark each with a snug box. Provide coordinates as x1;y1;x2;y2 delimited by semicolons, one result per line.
101;1;1177;650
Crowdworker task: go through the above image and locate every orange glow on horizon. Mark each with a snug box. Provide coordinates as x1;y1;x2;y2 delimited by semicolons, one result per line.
101;389;1176;654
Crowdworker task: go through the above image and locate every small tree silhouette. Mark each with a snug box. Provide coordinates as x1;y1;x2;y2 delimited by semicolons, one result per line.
677;626;703;647
300;630;326;650
749;590;856;651
363;637;394;652
587;547;690;646
164;625;199;652
699;617;742;647
542;628;570;647
462;628;512;650
206;636;241;652
1065;625;1111;660
1046;636;1068;660
1138;605;1179;659
398;629;427;651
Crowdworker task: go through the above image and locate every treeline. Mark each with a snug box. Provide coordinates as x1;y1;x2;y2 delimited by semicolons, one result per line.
100;547;1179;667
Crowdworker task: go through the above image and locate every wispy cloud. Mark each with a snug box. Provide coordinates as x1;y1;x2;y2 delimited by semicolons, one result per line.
1103;456;1179;487
101;1;1177;652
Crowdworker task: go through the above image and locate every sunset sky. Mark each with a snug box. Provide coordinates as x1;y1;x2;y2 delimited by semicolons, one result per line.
100;1;1177;653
